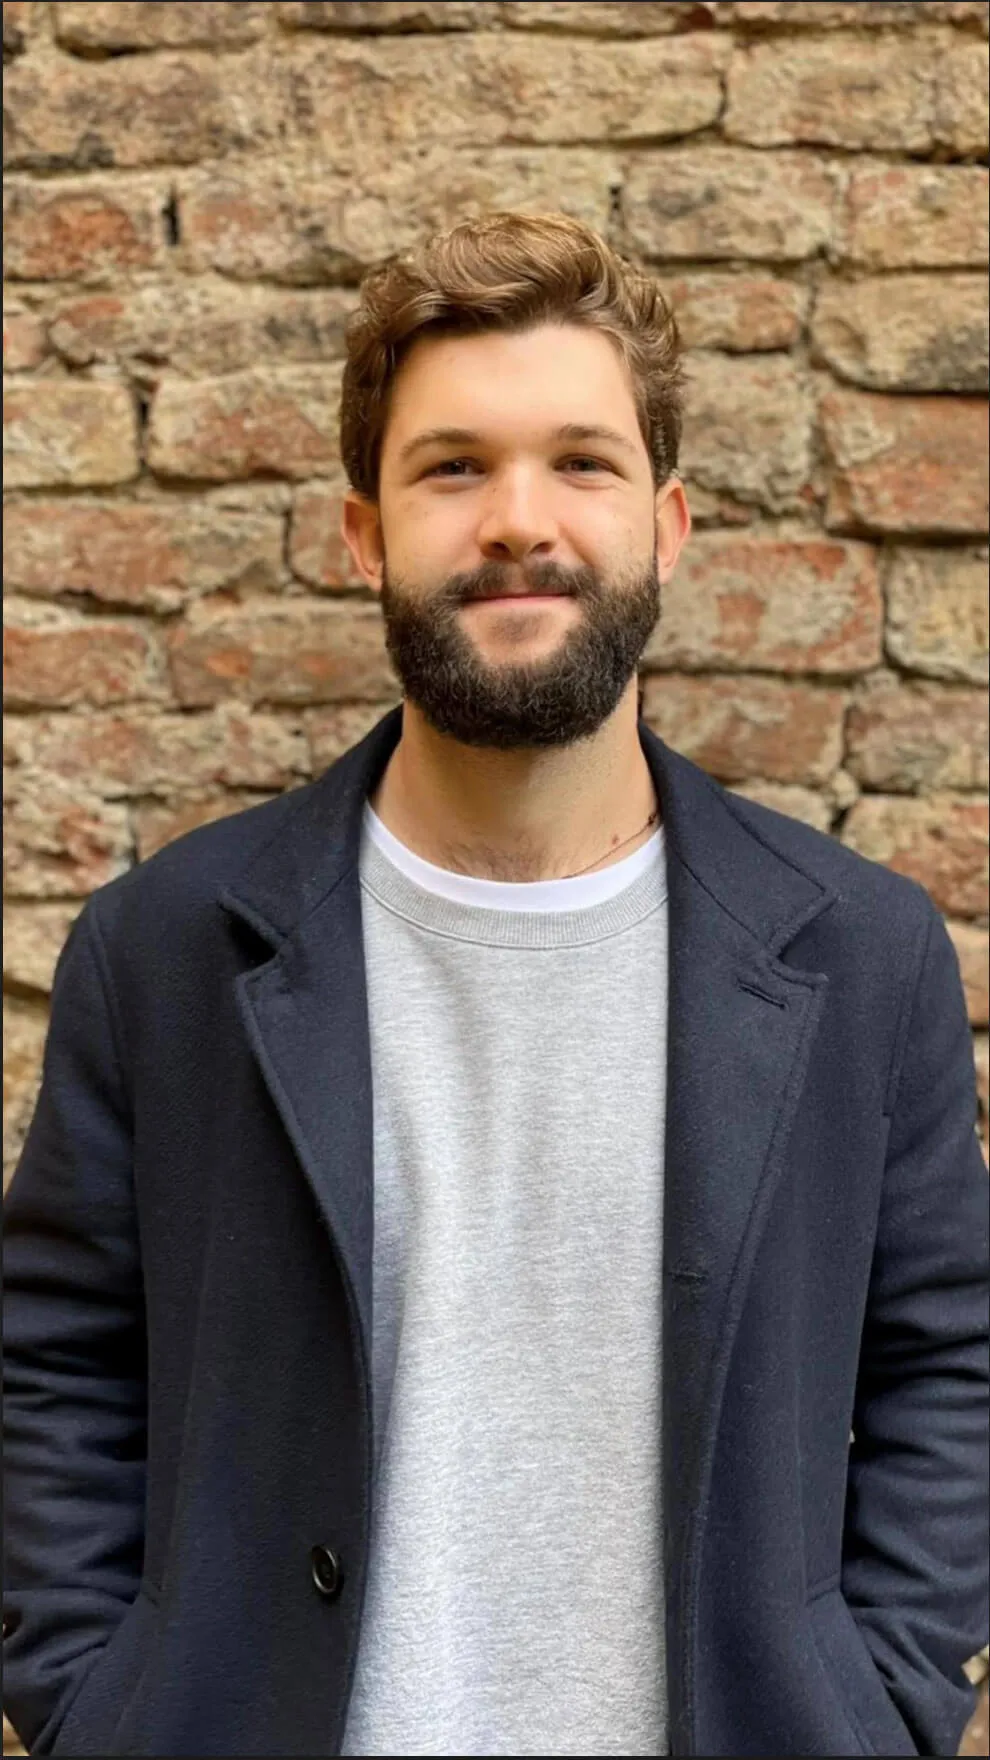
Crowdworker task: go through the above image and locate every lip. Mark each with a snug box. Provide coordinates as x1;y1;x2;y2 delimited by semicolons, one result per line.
467;593;572;604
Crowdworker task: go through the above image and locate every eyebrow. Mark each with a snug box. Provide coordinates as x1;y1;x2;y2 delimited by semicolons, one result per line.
397;422;640;467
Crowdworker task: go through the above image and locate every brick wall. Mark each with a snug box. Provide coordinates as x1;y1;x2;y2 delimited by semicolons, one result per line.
2;1;988;1749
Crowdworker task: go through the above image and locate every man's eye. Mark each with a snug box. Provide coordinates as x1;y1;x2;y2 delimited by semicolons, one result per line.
425;457;610;478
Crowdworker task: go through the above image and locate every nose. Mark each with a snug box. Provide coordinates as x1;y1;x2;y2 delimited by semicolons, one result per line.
475;468;560;564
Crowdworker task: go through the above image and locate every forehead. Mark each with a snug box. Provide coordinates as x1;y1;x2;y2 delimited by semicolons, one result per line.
382;322;642;457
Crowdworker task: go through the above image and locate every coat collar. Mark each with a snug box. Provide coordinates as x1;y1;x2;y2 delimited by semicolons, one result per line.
220;699;832;956
220;700;836;1756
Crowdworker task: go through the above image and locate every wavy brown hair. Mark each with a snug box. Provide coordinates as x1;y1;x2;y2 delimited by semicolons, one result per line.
339;210;686;503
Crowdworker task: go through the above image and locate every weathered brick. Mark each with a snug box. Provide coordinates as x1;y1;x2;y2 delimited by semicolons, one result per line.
50;284;358;377
3;604;166;709
840;165;989;270
623;148;839;263
822;391;989;536
3;49;271;172
933;38;990;154
2;500;284;612
5;707;307;795
3;901;82;994
727;2;989;27
135;791;278;861
846;674;989;792
729;780;832;833
947;920;990;1027
842;795;989;918
3;996;48;1188
2;1;40;62
666;273;807;351
639;673;846;784
679;355;814;510
3;773;132;898
146;368;342;482
276;31;728;155
168;600;391;706
181;149;617;283
648;534;881;673
290;482;367;590
975;1035;989;1129
885;547;989;685
811;274;988;393
279;0;499;27
3;380;139;490
306;700;407;773
3;177;162;282
725;36;988;154
502;1;718;30
2;307;46;371
55;1;268;51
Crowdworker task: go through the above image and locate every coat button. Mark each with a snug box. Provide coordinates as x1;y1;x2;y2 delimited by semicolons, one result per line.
310;1544;343;1600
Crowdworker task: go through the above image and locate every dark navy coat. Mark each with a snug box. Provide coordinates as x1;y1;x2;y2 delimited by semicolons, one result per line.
4;704;988;1757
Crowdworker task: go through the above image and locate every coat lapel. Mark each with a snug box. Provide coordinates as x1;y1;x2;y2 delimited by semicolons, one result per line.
219;702;836;1755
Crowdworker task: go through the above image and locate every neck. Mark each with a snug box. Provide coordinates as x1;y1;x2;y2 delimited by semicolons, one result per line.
369;687;659;883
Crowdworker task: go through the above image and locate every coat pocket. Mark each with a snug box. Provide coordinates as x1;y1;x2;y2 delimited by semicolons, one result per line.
807;1587;918;1757
51;1583;160;1757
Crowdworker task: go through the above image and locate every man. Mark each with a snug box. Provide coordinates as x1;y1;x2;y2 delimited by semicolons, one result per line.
4;211;988;1758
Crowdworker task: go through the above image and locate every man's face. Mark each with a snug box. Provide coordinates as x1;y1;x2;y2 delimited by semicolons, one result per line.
353;322;687;751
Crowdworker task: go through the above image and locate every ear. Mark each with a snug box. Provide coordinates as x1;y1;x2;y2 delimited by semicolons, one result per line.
341;490;386;592
655;475;691;582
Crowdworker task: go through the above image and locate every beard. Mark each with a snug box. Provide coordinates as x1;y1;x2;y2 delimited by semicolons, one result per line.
377;551;661;751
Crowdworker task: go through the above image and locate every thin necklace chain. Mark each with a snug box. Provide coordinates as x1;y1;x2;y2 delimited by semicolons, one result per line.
564;807;660;879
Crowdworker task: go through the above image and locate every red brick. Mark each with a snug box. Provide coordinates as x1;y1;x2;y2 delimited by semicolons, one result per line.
947;921;990;1027
885;547;989;685
168;600;391;706
729;780;832;834
54;1;268;51
726;38;942;152
842;795;989;917
2;308;45;371
147;369;342;482
667;273;808;351
3;500;284;612
3;380;139;489
3;901;82;996
290;482;367;589
502;1;718;29
135;791;278;862
3;607;165;709
623;147;839;263
680;355;814;510
728;2;989;26
822;391;989;536
49;284;357;377
2;1;40;60
840;165;989;270
649;534;881;674
5;707;307;795
180;151;615;284
3;49;270;173
3;179;161;283
640;673;846;784
846;675;989;792
811;273;988;394
3;996;48;1188
278;0;499;26
3;773;132;898
306;701;406;773
274;31;728;156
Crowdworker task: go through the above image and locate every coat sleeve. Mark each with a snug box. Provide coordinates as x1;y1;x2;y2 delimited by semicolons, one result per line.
843;901;990;1758
2;899;147;1757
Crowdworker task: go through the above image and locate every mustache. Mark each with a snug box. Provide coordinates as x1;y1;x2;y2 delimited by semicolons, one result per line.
455;561;594;603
